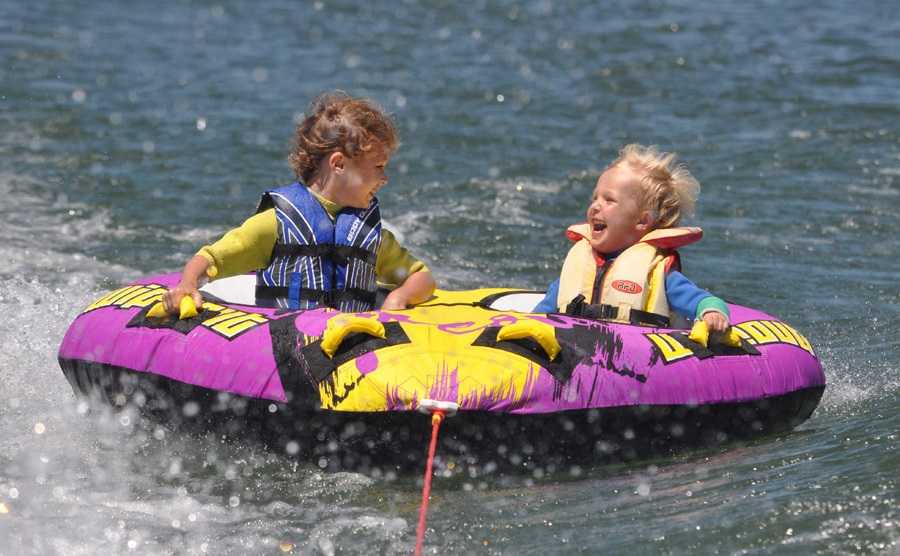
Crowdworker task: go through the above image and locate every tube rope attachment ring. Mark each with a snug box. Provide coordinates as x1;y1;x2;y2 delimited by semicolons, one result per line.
414;399;458;556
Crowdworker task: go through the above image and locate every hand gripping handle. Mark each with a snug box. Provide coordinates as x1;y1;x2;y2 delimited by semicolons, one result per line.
147;295;199;320
688;320;743;348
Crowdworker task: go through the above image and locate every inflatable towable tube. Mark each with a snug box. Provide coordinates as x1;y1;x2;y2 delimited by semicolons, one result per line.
58;273;825;453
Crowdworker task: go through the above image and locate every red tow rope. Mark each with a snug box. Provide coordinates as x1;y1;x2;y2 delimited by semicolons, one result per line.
414;409;445;556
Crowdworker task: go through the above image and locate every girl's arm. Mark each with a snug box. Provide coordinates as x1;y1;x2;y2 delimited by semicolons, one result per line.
161;210;277;315
162;254;210;314
381;270;436;310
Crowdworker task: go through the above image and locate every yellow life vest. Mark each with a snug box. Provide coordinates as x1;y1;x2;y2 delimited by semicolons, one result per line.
556;224;702;325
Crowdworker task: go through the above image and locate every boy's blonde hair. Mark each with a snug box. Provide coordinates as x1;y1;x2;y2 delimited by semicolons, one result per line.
611;144;700;228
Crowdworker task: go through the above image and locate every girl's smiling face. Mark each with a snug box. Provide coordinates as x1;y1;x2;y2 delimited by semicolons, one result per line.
586;164;653;254
316;144;390;209
336;145;390;209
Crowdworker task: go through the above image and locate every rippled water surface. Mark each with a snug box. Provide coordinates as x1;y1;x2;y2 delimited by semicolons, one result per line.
1;1;898;554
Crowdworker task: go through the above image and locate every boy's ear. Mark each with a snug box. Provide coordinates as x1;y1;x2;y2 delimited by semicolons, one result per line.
637;210;655;231
328;152;345;173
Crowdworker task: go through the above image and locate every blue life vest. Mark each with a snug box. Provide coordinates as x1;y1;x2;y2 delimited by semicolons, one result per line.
254;183;382;312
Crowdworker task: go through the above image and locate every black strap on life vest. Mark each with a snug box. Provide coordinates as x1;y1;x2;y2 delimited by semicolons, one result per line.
269;243;377;266
564;294;671;328
254;286;377;309
589;260;612;304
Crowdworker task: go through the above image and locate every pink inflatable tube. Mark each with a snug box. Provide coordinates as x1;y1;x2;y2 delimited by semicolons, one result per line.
58;273;825;463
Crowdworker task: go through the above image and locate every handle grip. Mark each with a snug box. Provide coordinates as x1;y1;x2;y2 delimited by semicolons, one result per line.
320;315;386;359
496;320;561;361
146;295;199;320
688;320;742;348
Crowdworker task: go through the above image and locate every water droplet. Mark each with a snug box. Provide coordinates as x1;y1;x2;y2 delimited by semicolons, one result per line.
72;89;86;103
33;422;46;435
196;117;207;131
183;401;200;417
345;54;361;69
228;495;240;507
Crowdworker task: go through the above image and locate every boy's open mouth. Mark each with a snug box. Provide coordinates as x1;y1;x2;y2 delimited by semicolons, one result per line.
592;222;606;232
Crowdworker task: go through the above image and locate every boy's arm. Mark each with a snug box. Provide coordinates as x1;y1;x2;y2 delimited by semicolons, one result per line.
665;271;730;332
532;279;561;313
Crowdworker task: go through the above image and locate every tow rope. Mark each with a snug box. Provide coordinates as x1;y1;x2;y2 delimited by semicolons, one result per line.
414;400;458;556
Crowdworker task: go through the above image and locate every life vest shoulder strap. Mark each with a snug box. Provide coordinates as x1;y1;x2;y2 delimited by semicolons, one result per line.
565;223;592;243
565;224;702;249
640;227;702;249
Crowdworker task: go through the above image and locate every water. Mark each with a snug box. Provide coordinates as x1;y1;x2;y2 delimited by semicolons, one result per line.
2;0;898;553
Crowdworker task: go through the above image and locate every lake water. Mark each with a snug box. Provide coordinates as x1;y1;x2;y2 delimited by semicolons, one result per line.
1;1;898;554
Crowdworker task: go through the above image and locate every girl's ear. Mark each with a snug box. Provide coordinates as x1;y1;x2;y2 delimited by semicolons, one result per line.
328;152;345;173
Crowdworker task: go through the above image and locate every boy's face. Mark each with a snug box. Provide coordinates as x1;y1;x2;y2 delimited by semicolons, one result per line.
586;164;651;254
333;145;390;209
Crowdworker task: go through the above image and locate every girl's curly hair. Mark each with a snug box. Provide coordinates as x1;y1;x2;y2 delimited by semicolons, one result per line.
288;91;398;184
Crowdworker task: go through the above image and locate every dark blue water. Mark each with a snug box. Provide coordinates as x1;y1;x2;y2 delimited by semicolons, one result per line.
2;1;898;554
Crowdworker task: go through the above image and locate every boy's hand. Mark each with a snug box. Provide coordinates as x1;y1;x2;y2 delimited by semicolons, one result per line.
702;311;730;333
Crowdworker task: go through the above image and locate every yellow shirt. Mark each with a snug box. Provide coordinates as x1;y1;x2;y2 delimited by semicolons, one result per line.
197;192;427;289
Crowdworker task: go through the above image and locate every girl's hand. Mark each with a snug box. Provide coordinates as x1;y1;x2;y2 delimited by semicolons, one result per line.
380;290;409;310
162;282;203;315
161;255;212;315
702;311;730;333
379;270;436;310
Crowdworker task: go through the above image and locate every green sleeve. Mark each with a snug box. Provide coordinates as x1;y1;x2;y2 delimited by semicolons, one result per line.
696;296;730;319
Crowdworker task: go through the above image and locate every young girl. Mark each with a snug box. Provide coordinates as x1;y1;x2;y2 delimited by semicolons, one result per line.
534;144;730;333
161;91;435;314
